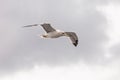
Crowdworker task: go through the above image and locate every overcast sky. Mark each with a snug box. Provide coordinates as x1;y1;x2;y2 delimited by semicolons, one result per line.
0;0;120;80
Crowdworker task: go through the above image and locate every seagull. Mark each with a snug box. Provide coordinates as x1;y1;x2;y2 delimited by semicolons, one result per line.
23;23;78;47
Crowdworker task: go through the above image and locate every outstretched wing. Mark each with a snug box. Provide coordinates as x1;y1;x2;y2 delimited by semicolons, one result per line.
41;23;56;33
65;32;78;47
23;23;56;33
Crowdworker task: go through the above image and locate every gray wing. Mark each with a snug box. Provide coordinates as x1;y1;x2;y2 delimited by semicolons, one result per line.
41;23;56;33
65;32;78;47
23;23;56;33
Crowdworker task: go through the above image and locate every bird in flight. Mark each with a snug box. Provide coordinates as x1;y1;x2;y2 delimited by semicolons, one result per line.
23;23;78;47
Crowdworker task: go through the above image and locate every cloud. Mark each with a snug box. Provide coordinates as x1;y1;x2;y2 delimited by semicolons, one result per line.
1;62;120;80
110;43;120;59
0;0;120;73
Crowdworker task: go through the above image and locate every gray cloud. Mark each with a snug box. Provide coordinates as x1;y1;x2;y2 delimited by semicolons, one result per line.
110;43;120;58
0;0;120;74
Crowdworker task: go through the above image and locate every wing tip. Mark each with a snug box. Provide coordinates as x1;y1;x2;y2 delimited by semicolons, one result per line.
73;40;78;47
23;24;39;27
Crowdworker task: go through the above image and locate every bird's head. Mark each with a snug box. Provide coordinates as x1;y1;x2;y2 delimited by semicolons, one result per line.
56;30;65;35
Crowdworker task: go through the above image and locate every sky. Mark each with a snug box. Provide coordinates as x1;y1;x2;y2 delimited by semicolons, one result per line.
0;0;120;80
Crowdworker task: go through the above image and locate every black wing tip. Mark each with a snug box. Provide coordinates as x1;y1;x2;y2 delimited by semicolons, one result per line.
73;43;77;47
73;40;78;47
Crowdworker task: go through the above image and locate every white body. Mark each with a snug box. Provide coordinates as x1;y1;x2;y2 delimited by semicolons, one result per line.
42;30;65;38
